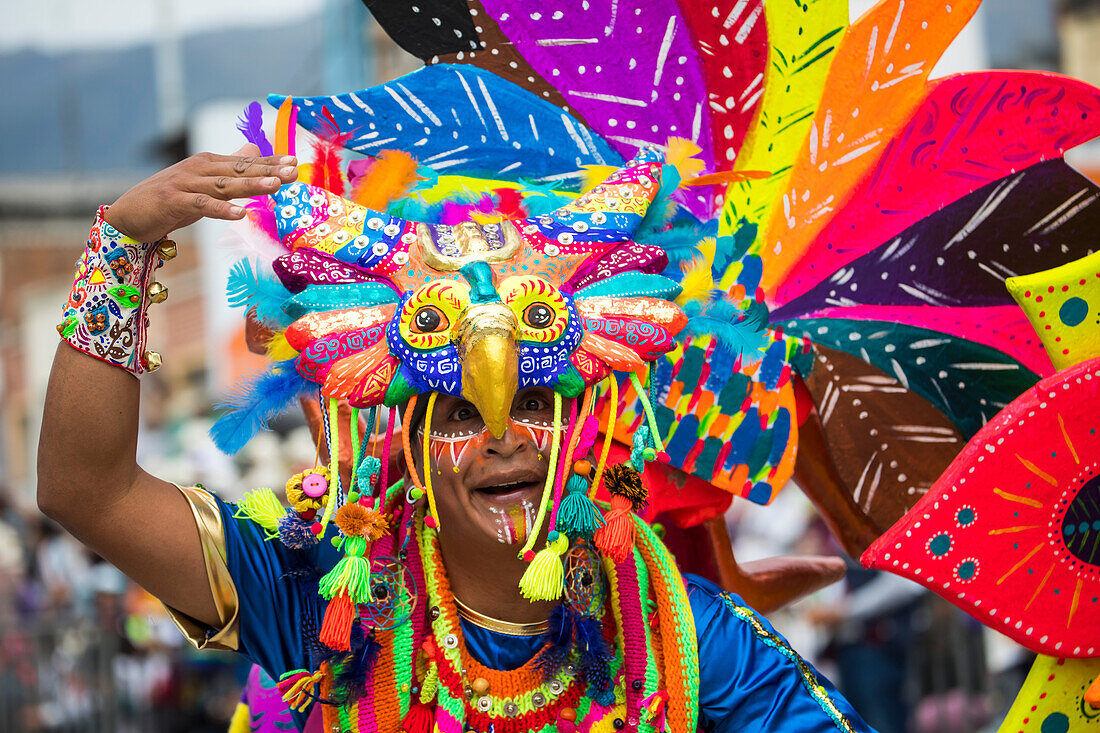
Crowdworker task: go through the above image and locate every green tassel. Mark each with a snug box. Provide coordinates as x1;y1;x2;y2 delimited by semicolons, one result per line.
519;535;569;601
318;536;371;604
555;475;603;538
233;488;286;540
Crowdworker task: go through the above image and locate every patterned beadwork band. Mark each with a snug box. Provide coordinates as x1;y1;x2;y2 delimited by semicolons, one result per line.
58;205;174;376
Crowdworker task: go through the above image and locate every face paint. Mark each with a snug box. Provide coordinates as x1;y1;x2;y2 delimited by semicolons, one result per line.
420;415;564;471
488;499;535;545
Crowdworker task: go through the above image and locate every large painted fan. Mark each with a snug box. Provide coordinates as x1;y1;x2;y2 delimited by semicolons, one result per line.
217;0;1100;611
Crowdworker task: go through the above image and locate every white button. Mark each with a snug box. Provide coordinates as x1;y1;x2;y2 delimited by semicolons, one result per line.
383;224;401;237
280;205;296;218
333;231;349;244
367;217;384;230
572;221;589;233
353;235;369;249
286;184;301;197
556;232;574;245
401;232;417;244
297;216;313;229
347;210;364;224
393;251;410;265
591;212;607;225
309;193;326;207
315;223;331;236
544;244;560;256
523;224;539;234
372;241;388;256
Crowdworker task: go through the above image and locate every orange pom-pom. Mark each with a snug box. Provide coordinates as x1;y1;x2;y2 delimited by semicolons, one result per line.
334;503;389;541
573;459;592;476
318;593;355;651
593;494;635;564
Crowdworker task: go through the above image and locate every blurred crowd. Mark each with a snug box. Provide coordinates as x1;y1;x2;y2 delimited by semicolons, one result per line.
0;491;247;732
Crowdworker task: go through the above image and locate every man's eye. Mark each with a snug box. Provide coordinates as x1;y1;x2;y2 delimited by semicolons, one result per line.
452;406;476;421
521;398;545;411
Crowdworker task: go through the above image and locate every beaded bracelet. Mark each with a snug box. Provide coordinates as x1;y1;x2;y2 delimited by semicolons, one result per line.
57;205;175;376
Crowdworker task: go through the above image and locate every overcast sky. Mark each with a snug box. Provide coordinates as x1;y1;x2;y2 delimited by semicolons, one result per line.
0;0;324;51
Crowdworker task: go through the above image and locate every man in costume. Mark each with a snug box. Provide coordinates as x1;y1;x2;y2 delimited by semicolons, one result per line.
37;138;876;733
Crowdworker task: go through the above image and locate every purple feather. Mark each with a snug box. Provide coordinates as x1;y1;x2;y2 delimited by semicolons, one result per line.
236;101;274;156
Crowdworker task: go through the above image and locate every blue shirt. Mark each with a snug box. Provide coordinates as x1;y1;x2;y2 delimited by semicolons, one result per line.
215;496;874;732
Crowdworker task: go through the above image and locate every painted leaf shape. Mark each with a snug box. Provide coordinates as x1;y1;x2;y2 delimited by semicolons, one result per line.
718;0;847;242
862;356;1100;658
776;71;1100;306
760;0;980;294
995;655;1100;733
271;64;620;183
773;159;1100;323
784;317;1039;439
804;345;963;531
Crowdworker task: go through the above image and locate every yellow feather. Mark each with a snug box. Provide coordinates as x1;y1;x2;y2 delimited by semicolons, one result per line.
664;137;705;182
266;331;299;361
676;256;714;306
581;165;617;192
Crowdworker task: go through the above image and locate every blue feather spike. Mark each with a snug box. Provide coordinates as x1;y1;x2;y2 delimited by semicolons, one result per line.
284;283;400;319
637;217;716;265
227;259;294;328
236;101;273;157
209;360;310;454
574;273;682;300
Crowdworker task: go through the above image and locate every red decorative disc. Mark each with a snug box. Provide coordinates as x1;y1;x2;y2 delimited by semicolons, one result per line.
862;357;1100;658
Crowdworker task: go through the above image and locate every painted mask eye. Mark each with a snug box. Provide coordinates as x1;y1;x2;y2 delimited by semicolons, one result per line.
413;306;447;333
524;303;555;329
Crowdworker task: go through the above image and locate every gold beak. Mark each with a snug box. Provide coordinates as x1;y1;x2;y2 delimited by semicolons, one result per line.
456;303;519;438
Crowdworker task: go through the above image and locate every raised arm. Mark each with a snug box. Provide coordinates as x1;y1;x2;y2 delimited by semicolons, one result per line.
37;145;297;627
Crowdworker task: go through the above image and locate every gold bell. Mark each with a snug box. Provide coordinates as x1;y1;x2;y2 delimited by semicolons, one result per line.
147;282;169;303
143;351;162;372
157;240;178;260
55;322;66;335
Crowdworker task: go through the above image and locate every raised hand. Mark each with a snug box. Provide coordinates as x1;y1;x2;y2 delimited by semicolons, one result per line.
103;143;298;242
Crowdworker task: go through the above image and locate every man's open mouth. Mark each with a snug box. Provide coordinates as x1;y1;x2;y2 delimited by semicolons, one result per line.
471;476;544;504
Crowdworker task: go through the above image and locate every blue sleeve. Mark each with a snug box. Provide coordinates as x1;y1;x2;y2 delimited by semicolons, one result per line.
686;575;877;733
214;495;338;681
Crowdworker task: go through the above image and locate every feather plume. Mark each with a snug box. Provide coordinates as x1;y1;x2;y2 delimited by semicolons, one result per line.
236;101;274;157
580;165;617;192
266;331;299;361
331;625;381;704
226;258;294;328
309;107;354;196
637;217;715;264
274;97;297;157
663;137;705;182
209;360;311;454
532;604;575;680
676;257;715;305
245;196;279;243
349;150;423;210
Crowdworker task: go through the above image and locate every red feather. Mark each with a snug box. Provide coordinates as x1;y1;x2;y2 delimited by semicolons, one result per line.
308;105;353;196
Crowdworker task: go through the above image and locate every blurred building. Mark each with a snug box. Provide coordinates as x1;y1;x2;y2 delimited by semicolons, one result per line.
0;0;417;509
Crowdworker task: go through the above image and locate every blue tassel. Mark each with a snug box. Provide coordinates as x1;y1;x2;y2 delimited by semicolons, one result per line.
227;258;294;328
555;475;603;538
209;359;310;454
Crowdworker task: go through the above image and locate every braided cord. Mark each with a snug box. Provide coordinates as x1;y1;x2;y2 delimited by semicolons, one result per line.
633;515;699;731
402;394;427;498
628;373;664;452
379;407;397;492
318;397;341;531
517;392;562;558
547;394;581;531
592;375;617;494
349;407;360;490
422;392;440;526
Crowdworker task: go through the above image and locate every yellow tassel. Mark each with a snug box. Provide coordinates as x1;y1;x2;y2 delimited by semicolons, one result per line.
676;255;714;306
233;488;285;539
266;331;299;361
518;534;569;601
664;136;705;182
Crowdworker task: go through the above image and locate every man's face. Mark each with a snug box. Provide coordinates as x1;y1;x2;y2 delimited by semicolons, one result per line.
417;387;562;546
